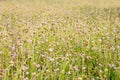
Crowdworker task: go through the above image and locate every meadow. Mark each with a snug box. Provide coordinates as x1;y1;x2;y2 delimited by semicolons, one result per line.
0;0;120;80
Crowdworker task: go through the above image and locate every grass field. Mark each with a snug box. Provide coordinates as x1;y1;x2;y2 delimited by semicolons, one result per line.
0;0;120;80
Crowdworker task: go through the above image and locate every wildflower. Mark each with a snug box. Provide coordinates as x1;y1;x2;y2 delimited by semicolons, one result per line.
22;65;29;71
99;39;102;43
38;69;41;71
67;71;71;75
23;77;28;80
56;42;60;45
49;58;55;62
28;39;32;43
46;39;48;42
49;48;53;52
9;60;14;67
18;41;22;46
55;68;59;72
36;64;41;69
46;69;50;73
66;54;70;57
12;53;17;59
82;67;86;70
73;66;79;71
77;77;82;80
26;72;29;75
32;72;36;75
11;45;16;51
0;51;2;55
105;68;108;72
41;54;45;57
109;64;115;68
113;28;118;33
99;70;102;73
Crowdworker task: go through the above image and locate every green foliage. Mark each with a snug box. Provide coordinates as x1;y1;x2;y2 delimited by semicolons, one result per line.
0;0;120;80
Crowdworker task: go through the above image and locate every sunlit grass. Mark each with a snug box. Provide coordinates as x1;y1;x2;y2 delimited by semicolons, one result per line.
0;0;120;80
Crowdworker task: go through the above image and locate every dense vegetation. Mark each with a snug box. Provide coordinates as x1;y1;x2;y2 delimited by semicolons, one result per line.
0;0;120;80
